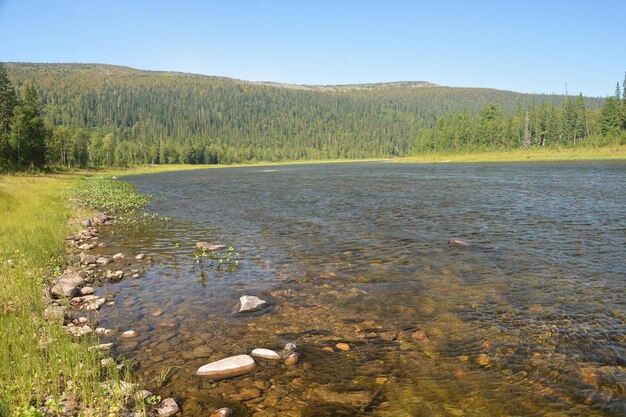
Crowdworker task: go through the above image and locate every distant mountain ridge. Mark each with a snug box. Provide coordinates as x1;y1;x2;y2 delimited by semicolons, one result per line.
3;62;605;163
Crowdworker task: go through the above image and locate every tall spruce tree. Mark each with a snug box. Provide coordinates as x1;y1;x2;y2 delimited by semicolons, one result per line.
9;85;48;168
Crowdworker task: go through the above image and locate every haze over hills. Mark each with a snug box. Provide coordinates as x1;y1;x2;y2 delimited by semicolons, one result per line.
3;62;605;163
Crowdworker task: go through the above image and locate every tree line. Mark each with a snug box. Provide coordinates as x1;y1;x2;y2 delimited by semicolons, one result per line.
416;80;626;153
0;62;621;170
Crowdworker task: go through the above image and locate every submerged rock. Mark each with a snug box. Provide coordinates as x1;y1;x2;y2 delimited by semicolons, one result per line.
448;239;468;246
135;253;146;260
121;330;138;338
51;274;85;299
238;295;267;313
156;398;180;417
112;252;125;261
336;342;351;351
209;408;233;417
284;352;300;365
196;354;257;379
196;242;227;252
251;348;281;360
193;345;214;358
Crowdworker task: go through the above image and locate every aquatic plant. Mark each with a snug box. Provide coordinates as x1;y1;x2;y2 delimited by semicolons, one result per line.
73;176;152;213
194;245;240;282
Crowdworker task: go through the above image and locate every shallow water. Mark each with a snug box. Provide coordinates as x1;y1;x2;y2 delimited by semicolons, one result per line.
95;162;624;416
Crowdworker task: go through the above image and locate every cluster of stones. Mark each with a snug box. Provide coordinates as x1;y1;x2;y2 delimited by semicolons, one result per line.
42;211;167;416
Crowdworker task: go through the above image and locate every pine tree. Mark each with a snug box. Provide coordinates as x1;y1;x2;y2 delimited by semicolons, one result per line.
599;97;621;135
616;82;622;100
0;63;17;164
9;85;48;168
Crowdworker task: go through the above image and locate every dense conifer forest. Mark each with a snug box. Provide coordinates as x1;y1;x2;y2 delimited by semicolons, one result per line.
1;62;624;169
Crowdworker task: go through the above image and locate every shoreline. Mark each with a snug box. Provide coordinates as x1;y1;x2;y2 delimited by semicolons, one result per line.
70;144;626;178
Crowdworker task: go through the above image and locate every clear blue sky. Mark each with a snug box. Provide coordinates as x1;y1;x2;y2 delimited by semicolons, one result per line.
1;0;624;96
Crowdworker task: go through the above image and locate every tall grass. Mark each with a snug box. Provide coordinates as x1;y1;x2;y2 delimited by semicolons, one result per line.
0;175;133;416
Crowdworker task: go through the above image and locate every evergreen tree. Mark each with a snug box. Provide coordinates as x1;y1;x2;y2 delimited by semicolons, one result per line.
0;63;17;164
9;86;49;168
599;97;621;135
522;110;531;148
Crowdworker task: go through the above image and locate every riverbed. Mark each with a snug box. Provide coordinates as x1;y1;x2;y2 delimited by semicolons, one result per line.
94;162;624;416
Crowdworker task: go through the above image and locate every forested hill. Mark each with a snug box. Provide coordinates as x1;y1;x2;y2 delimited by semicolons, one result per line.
4;62;604;163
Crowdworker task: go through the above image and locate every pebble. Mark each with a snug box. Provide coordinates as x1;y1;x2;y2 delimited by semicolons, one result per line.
106;270;124;281
135;253;146;260
156;398;180;417
196;354;257;379
284;352;299;365
101;358;115;367
112;253;125;261
251;348;281;360
121;330;138;338
151;310;163;317
322;346;334;353
336;342;351;351
96;257;110;265
448;239;468;246
80;286;95;296
210;408;233;417
95;327;112;336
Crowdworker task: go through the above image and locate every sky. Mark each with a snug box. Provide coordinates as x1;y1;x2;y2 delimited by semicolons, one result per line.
0;0;624;97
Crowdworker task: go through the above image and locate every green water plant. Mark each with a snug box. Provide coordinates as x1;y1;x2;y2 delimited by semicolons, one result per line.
73;176;152;213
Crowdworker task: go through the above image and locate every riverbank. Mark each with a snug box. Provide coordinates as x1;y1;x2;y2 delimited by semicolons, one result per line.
0;174;153;416
395;144;626;163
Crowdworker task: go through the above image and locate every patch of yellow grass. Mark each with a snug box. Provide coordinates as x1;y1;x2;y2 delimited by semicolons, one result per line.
395;145;626;164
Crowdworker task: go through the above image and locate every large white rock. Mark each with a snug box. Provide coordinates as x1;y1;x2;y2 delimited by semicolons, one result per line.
251;348;281;360
51;275;85;298
196;354;257;379
238;295;267;313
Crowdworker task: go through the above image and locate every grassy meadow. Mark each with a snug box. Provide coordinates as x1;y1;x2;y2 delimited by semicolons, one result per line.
0;174;134;416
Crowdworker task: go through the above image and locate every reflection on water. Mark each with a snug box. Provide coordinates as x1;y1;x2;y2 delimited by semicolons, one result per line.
94;162;624;416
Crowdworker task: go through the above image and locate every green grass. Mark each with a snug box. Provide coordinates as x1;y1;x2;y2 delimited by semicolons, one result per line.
0;175;138;416
395;144;626;163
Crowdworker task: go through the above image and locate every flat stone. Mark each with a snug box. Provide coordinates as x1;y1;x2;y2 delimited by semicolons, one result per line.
448;239;468;246
51;275;85;299
121;330;138;338
112;253;125;261
135;253;146;260
96;257;110;265
196;354;257;379
193;345;214;358
196;242;227;252
231;387;262;401
157;398;179;417
88;343;113;351
251;348;281;360
95;327;112;336
80;286;95;295
238;295;267;313
78;243;96;251
151;310;163;317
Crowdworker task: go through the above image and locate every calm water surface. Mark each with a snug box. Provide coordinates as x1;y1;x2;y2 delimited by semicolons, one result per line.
96;162;625;416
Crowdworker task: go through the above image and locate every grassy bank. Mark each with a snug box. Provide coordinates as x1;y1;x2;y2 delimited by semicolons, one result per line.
395;144;626;163
0;175;135;416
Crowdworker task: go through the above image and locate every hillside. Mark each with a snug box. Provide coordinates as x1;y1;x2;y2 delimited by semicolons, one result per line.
4;63;605;163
